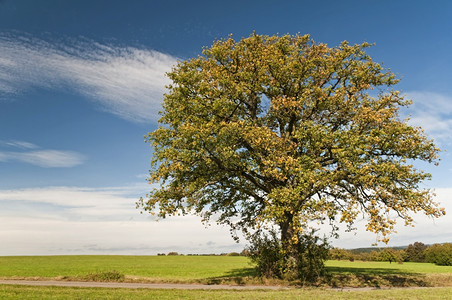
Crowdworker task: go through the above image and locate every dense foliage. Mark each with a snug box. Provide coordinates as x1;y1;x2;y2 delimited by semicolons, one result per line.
139;33;444;280
405;242;427;262
424;243;452;266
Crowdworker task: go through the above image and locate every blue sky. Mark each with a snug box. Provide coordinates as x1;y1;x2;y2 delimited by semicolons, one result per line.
0;0;451;255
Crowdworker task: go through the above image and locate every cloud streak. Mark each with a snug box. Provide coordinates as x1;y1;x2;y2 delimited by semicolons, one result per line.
0;185;144;220
1;140;38;149
0;150;85;168
0;140;85;168
0;33;178;122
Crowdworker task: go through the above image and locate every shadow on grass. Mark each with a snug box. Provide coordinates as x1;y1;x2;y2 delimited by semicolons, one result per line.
324;266;429;288
326;266;410;275
205;267;258;285
204;265;431;287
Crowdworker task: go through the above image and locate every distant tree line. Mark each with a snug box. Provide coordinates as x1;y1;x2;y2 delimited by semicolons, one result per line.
157;243;451;266
328;242;452;266
157;251;247;256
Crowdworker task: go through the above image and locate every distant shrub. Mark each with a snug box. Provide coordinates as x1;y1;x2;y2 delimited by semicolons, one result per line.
84;270;124;282
157;253;166;256
329;248;353;261
167;252;179;256
227;252;240;256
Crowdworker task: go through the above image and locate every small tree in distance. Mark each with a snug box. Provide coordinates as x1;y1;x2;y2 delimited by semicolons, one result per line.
139;33;445;281
377;248;403;264
404;242;427;262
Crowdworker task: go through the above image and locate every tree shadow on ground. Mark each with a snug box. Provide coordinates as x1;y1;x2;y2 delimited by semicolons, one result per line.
324;266;430;288
205;267;258;285
203;265;431;287
326;266;408;275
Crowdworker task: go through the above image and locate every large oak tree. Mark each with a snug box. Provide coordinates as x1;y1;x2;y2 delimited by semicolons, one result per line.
139;33;445;276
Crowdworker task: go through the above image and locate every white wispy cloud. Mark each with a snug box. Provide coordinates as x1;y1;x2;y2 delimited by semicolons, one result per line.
0;150;85;168
1;140;38;149
0;33;178;122
404;91;452;145
0;140;85;168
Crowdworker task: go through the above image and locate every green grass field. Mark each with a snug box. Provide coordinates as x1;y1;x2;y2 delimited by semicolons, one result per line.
324;260;452;288
1;256;451;299
325;260;452;274
1;285;452;299
1;256;450;284
0;255;253;283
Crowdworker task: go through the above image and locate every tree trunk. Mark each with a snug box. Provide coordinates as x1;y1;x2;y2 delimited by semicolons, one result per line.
280;215;294;247
279;211;299;270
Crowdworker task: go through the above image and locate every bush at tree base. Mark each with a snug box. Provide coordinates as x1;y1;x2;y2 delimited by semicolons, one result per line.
247;229;330;282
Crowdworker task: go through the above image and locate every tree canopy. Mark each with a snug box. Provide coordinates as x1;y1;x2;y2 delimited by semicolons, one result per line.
139;33;445;258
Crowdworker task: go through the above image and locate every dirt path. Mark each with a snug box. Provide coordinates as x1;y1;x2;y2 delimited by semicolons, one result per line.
1;279;445;291
0;279;288;290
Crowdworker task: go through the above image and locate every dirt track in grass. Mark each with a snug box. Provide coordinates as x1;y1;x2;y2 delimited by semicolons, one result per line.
0;279;448;291
0;280;288;290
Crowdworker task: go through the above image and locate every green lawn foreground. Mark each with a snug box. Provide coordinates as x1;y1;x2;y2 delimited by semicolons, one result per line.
1;256;452;299
1;285;452;300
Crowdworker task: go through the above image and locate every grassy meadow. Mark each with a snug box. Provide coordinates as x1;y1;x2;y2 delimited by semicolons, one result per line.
324;260;452;288
0;255;451;286
1;255;451;299
325;260;452;274
1;285;452;300
0;255;253;283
